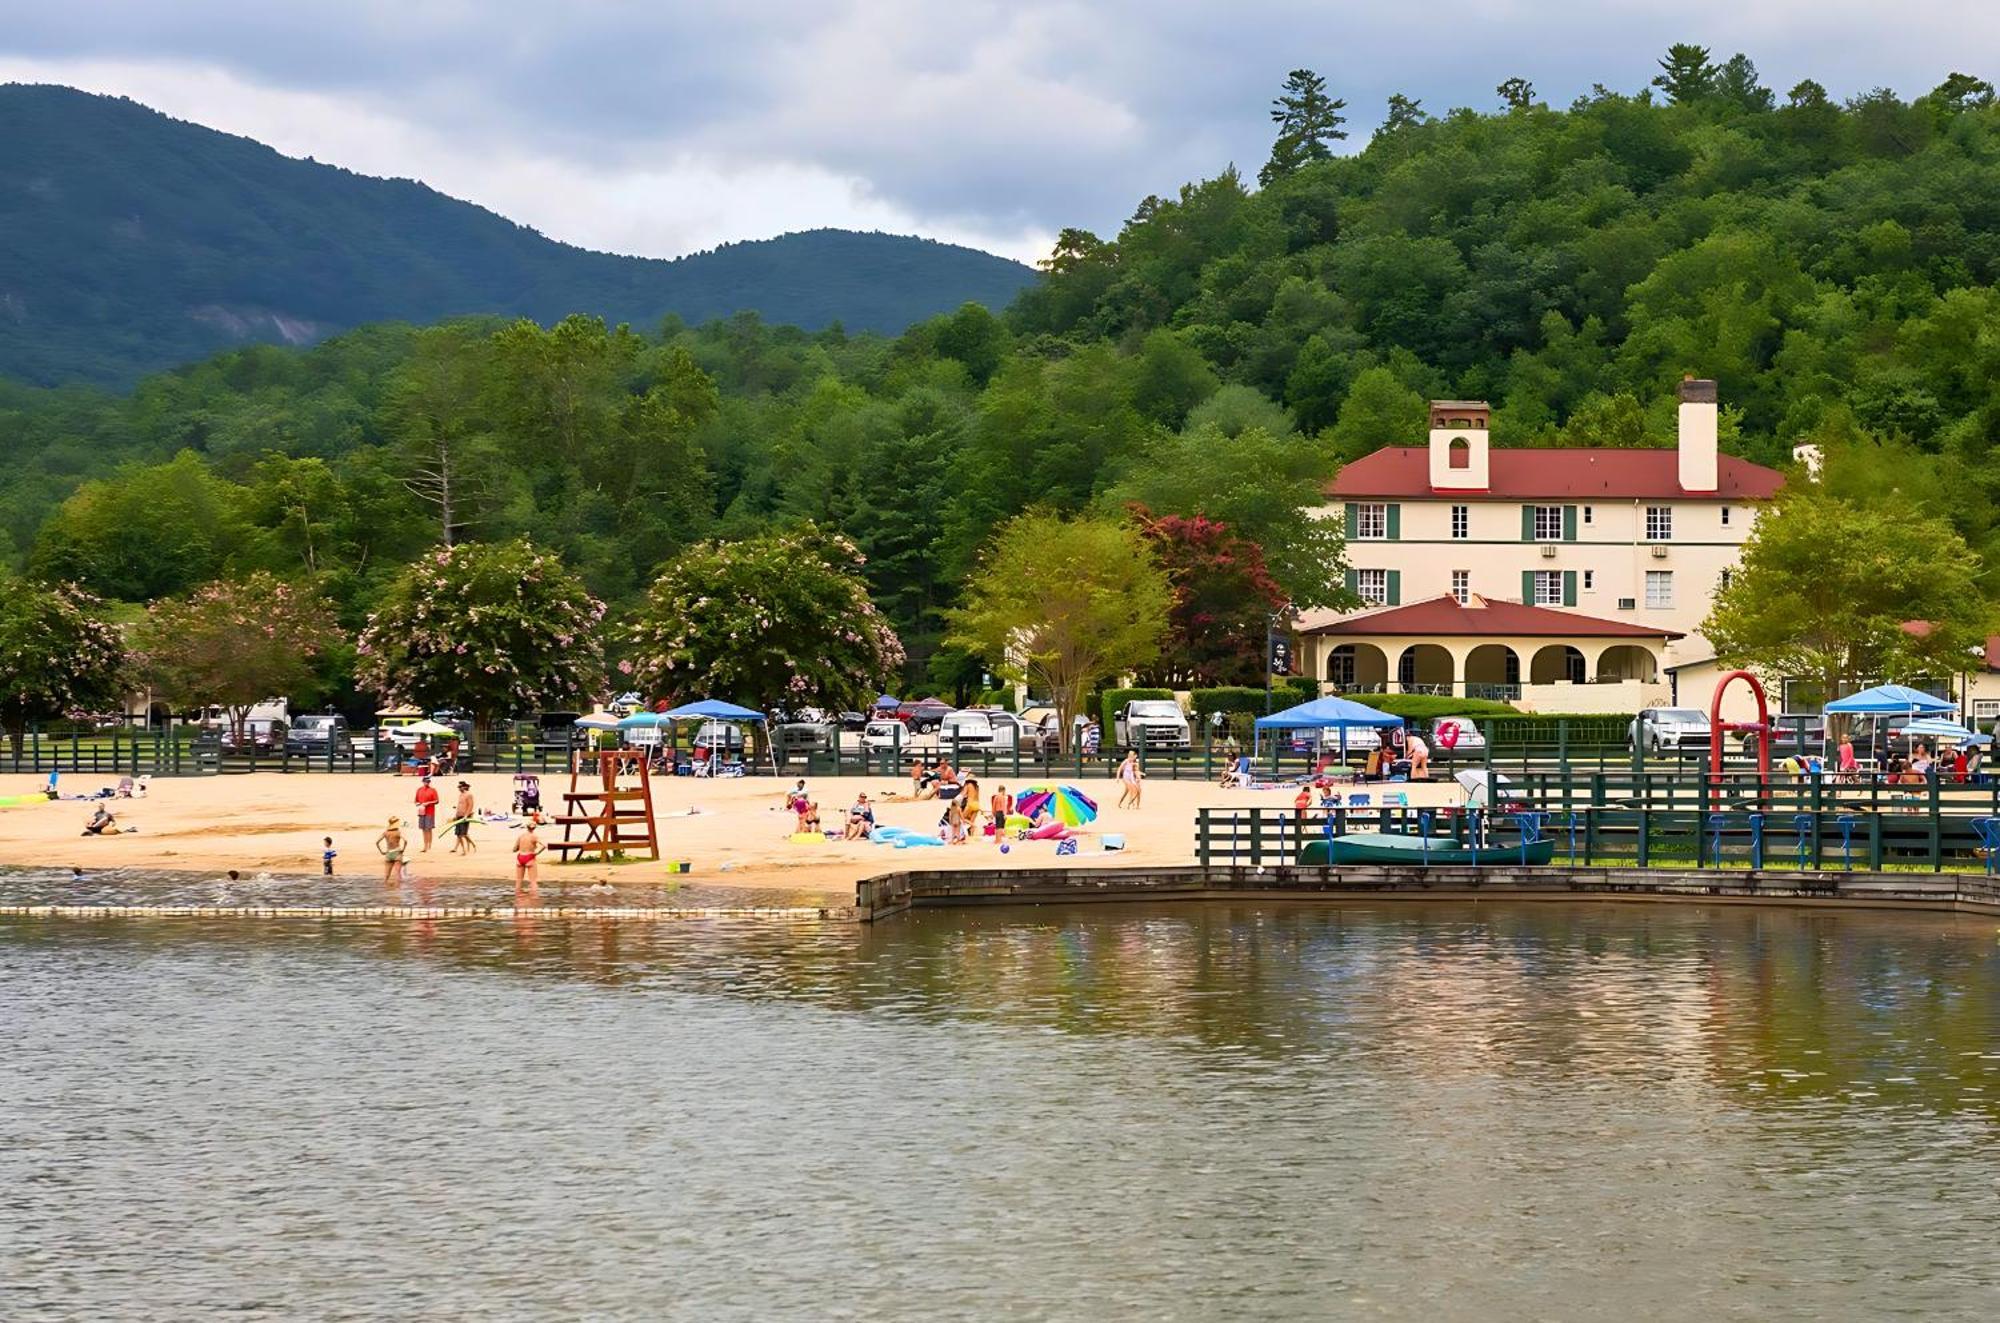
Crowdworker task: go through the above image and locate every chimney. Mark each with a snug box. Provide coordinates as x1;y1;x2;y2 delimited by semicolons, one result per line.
1677;376;1718;494
1426;399;1490;491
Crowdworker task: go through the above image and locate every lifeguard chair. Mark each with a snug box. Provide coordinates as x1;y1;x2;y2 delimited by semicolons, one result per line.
549;750;660;862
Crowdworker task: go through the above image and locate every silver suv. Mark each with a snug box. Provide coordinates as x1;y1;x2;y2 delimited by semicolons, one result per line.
1630;707;1712;754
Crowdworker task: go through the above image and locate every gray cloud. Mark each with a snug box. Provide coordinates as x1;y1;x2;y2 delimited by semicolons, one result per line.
2;1;1993;261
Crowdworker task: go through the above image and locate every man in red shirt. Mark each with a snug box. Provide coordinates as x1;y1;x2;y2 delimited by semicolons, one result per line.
413;775;440;852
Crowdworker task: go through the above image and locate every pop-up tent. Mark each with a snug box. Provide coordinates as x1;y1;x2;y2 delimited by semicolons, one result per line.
1252;695;1403;758
1823;684;1957;717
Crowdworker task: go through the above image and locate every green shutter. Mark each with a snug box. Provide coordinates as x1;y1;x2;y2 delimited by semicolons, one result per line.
1521;570;1536;604
1521;505;1535;541
1562;505;1578;541
1344;568;1358;596
1386;570;1401;606
1344;502;1358;536
1386;504;1401;540
1562;570;1577;607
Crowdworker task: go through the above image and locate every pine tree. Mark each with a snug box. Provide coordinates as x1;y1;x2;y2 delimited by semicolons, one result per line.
1652;44;1719;104
1260;69;1347;185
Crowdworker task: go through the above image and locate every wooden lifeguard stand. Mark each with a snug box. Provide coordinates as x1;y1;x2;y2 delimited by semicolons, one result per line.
550;749;660;862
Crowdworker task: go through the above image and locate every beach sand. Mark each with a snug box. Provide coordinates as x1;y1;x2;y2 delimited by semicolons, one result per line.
0;766;1466;903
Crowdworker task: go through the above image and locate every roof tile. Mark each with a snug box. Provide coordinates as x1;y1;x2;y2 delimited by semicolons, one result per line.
1301;595;1683;640
1329;447;1784;500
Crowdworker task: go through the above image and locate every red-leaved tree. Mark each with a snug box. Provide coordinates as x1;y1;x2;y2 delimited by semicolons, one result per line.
1129;506;1287;687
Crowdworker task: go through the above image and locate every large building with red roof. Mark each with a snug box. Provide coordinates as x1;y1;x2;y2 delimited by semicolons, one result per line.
1298;379;1786;711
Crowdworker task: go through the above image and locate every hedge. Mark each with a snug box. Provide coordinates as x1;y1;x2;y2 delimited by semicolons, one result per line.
1350;694;1518;722
1099;687;1177;732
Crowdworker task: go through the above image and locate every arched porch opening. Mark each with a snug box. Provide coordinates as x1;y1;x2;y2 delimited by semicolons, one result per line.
1595;644;1660;683
1326;643;1389;693
1530;644;1587;685
1463;644;1520;700
1396;644;1454;695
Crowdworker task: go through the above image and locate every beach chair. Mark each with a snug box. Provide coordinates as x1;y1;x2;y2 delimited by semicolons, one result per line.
511;774;541;814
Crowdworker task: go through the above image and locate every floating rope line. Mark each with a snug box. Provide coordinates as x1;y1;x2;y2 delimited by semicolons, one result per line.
0;905;849;921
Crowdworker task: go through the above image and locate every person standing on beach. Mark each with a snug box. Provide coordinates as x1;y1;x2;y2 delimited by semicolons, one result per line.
513;821;545;891
452;781;477;854
322;837;337;876
1117;750;1143;809
376;817;406;884
413;776;440;851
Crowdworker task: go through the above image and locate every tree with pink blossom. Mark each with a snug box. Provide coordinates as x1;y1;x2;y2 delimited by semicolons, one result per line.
0;575;127;756
627;525;904;712
356;540;606;731
135;571;343;747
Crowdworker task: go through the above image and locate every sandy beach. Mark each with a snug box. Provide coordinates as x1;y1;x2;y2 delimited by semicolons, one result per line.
0;765;1467;902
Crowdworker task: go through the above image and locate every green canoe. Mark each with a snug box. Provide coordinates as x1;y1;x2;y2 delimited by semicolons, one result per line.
1298;832;1557;866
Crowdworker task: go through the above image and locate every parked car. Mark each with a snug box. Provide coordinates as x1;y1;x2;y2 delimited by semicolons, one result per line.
1630;707;1713;754
1113;699;1192;750
1306;726;1383;754
938;708;1056;753
692;720;747;755
838;711;869;732
284;713;350;758
861;719;907;751
775;722;834;756
222;718;287;754
1425;717;1488;755
1735;713;1826;756
893;698;952;733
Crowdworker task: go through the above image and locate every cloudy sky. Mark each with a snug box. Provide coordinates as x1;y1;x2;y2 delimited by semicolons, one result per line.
1;1;1991;264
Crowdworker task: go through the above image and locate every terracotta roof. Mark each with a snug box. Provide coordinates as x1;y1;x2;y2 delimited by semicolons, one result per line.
1301;595;1684;640
1989;635;2000;671
1328;447;1784;501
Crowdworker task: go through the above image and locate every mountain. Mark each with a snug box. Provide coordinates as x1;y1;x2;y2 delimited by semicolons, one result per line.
0;84;1038;386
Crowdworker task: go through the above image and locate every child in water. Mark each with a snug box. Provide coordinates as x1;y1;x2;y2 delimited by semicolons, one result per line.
322;837;337;876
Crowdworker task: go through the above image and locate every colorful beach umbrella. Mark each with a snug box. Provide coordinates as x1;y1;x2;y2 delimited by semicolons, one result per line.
1015;784;1098;827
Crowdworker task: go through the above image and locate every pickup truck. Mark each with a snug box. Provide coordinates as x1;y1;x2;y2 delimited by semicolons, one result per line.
1113;699;1191;751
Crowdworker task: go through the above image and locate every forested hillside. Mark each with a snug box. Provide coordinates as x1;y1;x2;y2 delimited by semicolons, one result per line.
0;85;1037;386
4;54;1998;690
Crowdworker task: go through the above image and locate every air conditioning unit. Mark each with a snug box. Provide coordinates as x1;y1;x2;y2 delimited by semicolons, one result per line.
1540;543;1558;558
1650;544;1669;559
1618;597;1637;610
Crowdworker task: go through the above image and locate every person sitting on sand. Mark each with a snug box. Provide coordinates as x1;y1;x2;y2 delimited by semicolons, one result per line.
910;759;935;799
81;806;120;836
844;792;876;840
793;796;822;835
931;760;960;800
513;821;545;890
375;816;406;884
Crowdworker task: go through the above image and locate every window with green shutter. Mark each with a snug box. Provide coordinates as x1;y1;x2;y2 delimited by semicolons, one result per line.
1386;504;1401;540
1520;506;1534;541
1344;502;1358;535
1562;505;1578;541
1344;568;1358;596
1386;570;1401;605
1562;570;1577;606
1521;570;1535;603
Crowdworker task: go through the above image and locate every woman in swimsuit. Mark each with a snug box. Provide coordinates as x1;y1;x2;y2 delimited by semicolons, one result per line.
513;822;545;890
376;816;406;884
1117;750;1143;809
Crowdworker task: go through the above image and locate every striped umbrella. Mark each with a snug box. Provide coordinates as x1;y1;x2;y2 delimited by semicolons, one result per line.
1014;784;1099;827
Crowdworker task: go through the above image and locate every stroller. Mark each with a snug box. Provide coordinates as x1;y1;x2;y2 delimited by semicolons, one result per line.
511;774;541;815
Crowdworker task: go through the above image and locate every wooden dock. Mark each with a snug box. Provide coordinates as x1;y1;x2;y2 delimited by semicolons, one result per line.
853;863;2000;922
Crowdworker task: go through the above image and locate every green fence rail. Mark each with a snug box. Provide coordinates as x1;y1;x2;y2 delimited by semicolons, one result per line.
1196;804;2000;874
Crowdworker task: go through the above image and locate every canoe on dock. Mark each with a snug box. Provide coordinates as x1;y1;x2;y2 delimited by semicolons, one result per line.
1299;832;1557;866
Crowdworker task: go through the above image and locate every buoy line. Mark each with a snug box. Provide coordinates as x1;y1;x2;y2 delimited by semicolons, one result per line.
0;904;854;921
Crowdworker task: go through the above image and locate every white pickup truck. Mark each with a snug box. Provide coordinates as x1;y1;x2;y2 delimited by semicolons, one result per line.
1113;699;1191;751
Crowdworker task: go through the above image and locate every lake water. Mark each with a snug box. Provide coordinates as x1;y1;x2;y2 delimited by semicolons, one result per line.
5;900;2000;1320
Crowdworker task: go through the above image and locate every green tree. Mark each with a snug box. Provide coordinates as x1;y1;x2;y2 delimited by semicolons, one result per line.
1556;392;1658;448
1652;44;1719;104
1330;366;1426;459
28;451;251;602
1381;93;1429;133
134;572;343;746
1704;488;1992;704
1104;424;1349;610
1715;54;1774;112
1496;78;1536;111
1261;69;1347;185
625;525;904;711
948;512;1171;748
355;539;605;730
1928;71;1996;115
0;575;126;753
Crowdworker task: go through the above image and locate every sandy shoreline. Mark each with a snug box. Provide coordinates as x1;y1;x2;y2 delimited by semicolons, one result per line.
0;766;1466;903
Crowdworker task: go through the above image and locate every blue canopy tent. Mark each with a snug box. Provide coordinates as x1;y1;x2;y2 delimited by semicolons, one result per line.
619;699;770;769
1823;684;1957;716
1822;684;1958;769
1252;695;1404;760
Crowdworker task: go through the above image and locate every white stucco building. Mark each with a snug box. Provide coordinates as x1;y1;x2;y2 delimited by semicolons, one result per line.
1297;379;1787;713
